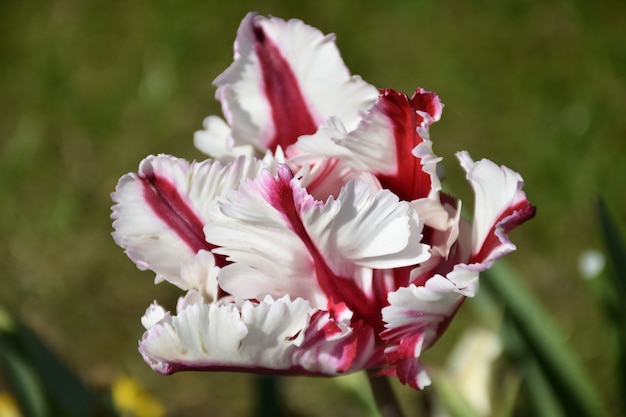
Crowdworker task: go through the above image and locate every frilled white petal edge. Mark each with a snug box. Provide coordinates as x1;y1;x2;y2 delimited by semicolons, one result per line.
333;89;443;201
381;274;469;390
179;250;219;301
303;178;430;273
212;13;378;151
457;151;535;267
409;197;465;288
139;295;372;376
287;116;352;162
140;295;307;374
257;16;379;132
205;164;429;308
293;157;373;202
288;89;444;203
111;154;281;287
413;140;443;199
205;165;328;307
193;115;255;160
111;155;204;285
411;195;461;254
333;94;399;174
284;117;369;201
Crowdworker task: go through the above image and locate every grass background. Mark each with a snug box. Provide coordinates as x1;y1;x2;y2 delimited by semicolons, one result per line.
1;0;625;415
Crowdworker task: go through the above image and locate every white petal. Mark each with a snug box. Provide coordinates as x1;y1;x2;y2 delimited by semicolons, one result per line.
334;96;398;174
257;17;377;132
179;250;220;301
187;154;278;217
457;151;535;266
413;140;443;199
286;117;372;201
141;302;169;329
175;289;205;312
204;166;326;306
287;116;352;162
383;276;462;339
193;115;255;161
139;296;316;374
304;179;431;272
111;154;274;286
291;156;371;202
111;155;205;284
139;301;248;374
411;197;458;240
239;296;312;362
213;13;378;151
445;265;480;297
380;276;464;389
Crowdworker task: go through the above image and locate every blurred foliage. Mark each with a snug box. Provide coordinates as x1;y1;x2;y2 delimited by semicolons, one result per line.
484;263;607;417
0;306;118;417
1;0;625;415
597;199;626;400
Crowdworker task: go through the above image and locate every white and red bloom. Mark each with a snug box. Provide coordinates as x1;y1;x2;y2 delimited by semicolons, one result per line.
111;13;534;390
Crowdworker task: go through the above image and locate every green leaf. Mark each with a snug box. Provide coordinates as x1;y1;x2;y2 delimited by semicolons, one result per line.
499;313;563;417
333;372;382;417
483;262;608;417
16;324;117;417
598;198;626;308
491;369;522;417
597;198;626;402
0;306;118;417
0;333;48;417
518;355;565;417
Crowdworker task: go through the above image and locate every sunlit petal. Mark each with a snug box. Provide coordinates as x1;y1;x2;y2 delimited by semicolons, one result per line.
111;154;278;286
111;155;210;285
457;151;536;267
213;13;378;152
205;166;326;306
139;296;314;374
381;275;465;389
304;179;430;272
179;250;220;301
193;115;255;160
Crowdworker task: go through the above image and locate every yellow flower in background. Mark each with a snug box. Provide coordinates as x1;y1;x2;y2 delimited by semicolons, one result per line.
0;392;22;417
112;375;165;417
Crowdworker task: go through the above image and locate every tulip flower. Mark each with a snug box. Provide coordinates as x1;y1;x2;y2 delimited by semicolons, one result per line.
111;12;534;397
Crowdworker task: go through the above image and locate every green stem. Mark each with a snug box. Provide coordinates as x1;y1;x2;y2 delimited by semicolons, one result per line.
367;370;405;417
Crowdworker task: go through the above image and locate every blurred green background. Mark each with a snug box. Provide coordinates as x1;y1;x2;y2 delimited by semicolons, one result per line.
1;0;625;415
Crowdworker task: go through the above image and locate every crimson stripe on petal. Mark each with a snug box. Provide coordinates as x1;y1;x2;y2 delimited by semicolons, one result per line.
471;199;536;264
376;89;434;201
263;166;382;330
253;22;318;151
141;173;213;256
